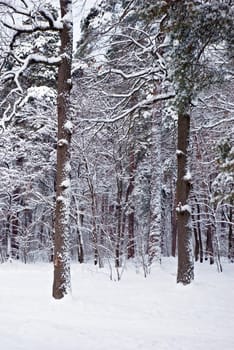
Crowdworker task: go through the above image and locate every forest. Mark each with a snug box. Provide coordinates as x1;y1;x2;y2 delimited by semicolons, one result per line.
0;0;233;301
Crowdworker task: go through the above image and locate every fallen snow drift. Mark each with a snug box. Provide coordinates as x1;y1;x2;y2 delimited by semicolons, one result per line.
0;259;234;350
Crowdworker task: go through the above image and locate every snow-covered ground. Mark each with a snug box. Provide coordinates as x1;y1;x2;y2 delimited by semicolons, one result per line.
0;259;234;350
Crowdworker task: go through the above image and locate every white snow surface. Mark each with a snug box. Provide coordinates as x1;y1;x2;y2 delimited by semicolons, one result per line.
0;259;234;350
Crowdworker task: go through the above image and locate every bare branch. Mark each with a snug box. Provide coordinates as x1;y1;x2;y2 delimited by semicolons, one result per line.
82;91;175;123
99;66;161;80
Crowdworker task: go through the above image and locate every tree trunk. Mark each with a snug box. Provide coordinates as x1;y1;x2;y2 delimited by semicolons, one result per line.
90;187;99;266
115;178;123;268
52;0;73;299
193;217;199;262
74;197;84;264
171;187;177;257
127;149;135;259
10;214;20;260
193;200;203;263
196;201;203;263
176;112;194;285
228;202;234;262
205;224;214;265
148;107;162;266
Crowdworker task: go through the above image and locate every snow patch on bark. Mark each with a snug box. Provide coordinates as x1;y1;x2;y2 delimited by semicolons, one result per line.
63;120;73;133
183;170;192;181
57;139;69;147
176;203;191;214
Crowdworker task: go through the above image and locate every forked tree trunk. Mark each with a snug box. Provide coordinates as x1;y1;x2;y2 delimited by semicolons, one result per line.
52;0;73;299
176;112;194;285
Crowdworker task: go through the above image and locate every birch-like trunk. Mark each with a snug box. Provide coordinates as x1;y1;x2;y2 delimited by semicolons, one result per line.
148;108;162;266
52;0;73;299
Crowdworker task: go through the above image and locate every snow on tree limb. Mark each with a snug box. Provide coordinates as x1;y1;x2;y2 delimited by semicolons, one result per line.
99;67;162;80
1;53;61;95
82;91;175;123
0;0;63;31
0;0;31;17
0;1;62;131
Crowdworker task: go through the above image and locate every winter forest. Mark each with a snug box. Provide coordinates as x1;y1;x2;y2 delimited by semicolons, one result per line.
0;0;234;349
0;0;234;291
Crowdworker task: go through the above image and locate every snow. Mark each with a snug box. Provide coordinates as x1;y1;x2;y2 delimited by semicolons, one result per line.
62;11;73;27
0;259;234;350
57;139;69;146
176;149;185;156
176;203;192;214
64;120;73;133
20;86;56;106
61;179;70;189
73;0;101;44
183;169;192;181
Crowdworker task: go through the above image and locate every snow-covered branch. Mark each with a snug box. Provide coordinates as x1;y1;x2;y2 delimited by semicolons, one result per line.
1;53;60;92
82;91;175;123
0;0;63;32
0;0;30;17
99;66;161;80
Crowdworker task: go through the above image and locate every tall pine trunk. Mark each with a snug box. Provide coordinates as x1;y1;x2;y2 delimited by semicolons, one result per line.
176;112;194;285
52;0;73;299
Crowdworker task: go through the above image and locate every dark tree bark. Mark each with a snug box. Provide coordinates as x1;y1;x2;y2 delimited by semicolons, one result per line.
193;201;203;263
193;218;199;262
52;0;73;299
148;107;163;266
89;183;98;266
115;177;123;269
228;203;234;262
176;112;194;285
205;225;214;265
10;214;20;260
171;189;177;257
127;149;135;259
196;201;203;263
77;228;84;264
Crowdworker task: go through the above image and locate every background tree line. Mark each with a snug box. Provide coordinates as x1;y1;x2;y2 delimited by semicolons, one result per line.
0;0;233;298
